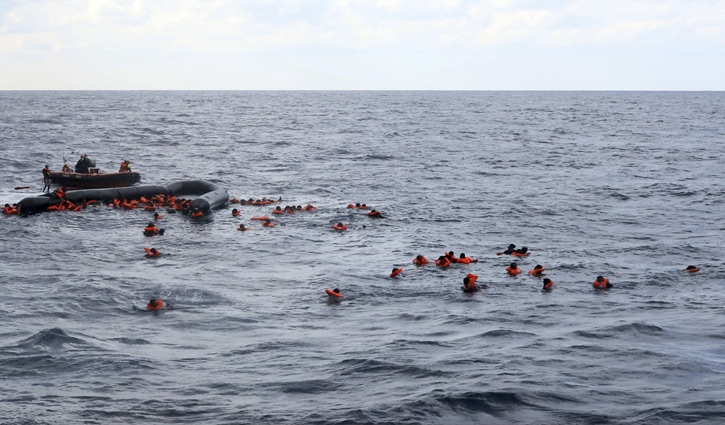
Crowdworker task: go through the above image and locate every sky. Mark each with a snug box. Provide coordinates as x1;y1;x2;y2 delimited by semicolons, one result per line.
0;0;724;90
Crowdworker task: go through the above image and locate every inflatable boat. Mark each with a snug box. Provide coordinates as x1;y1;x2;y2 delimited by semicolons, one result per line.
16;180;228;215
49;171;141;189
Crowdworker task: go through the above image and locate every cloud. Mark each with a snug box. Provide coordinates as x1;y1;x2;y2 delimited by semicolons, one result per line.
0;0;723;89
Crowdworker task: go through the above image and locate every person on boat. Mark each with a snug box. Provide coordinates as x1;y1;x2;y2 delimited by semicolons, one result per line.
75;154;92;174
119;160;131;172
62;163;70;173
42;165;51;192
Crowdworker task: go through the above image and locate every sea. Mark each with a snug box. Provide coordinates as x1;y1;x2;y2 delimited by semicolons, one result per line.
0;91;723;424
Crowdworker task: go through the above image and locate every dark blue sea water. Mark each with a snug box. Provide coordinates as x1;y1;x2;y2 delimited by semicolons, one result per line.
1;91;724;424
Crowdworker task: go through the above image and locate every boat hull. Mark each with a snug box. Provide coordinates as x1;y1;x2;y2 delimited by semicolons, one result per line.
49;171;141;189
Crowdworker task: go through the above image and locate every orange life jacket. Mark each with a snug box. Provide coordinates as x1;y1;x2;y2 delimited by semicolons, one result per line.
359;205;369;209
237;225;249;231
303;204;316;211
512;252;530;257
685;268;699;272
325;289;342;298
62;164;70;173
528;268;546;275
457;257;471;264
368;211;381;217
144;225;157;234
412;256;429;265
436;258;451;267
592;278;610;289
390;268;403;277
147;300;164;310
506;267;521;275
464;273;479;290
346;204;355;208
332;224;347;231
54;188;65;198
191;210;203;217
251;216;269;220
232;210;240;216
262;221;275;227
144;205;156;211
144;247;160;257
543;280;554;289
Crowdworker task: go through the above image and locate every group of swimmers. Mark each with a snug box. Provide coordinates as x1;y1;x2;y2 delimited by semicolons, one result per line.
2;189;703;308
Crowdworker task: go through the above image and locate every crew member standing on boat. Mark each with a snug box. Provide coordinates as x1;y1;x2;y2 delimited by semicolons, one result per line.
75;154;91;173
42;164;51;192
119;160;131;172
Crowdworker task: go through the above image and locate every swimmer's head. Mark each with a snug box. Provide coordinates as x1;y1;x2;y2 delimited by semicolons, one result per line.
535;264;543;270
510;263;517;268
596;276;605;282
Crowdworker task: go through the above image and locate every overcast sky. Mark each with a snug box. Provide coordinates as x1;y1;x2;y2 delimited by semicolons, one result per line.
1;0;723;90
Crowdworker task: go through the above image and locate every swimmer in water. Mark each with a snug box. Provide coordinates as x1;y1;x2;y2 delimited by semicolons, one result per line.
542;278;554;290
685;265;699;272
593;275;612;289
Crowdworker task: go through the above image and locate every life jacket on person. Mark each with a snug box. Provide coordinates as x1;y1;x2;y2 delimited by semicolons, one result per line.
592;278;611;289
346;204;355;208
543;279;554;290
147;300;164;310
436;257;451;267
262;220;275;227
325;289;342;299
191;210;203;217
462;273;480;292
512;252;530;257
303;204;316;211
144;247;160;257
42;166;50;177
62;163;70;173
359;204;369;209
54;187;65;198
332;224;347;231
390;268;403;277
144;225;158;236
232;210;240;217
445;252;458;264
154;213;162;220
144;204;156;211
72;204;82;212
506;266;521;275
685;266;699;272
237;225;249;231
368;210;381;217
413;256;429;265
122;201;136;210
46;204;61;211
3;205;17;214
457;256;471;264
119;161;131;172
272;207;284;214
528;267;546;275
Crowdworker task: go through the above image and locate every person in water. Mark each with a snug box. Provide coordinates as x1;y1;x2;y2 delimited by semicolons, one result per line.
42;165;51;192
529;265;545;276
542;278;554;290
498;244;516;255
685;265;699;272
413;255;428;265
462;274;481;292
593;275;612;289
147;299;165;310
506;263;521;275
